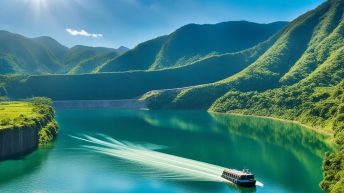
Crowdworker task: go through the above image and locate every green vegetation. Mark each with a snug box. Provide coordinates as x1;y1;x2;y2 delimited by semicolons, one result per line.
0;32;126;75
0;0;341;191
0;98;58;145
68;52;120;74
144;1;344;192
4;36;278;100
99;36;168;72
63;45;117;72
100;21;287;72
3;25;283;100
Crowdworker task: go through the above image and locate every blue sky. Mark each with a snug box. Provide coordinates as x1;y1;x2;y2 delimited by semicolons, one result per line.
0;0;324;48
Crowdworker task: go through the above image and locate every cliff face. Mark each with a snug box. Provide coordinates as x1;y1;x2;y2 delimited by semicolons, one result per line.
0;126;39;159
0;111;56;160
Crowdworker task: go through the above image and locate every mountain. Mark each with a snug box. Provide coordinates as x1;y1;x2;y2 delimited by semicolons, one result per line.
63;45;116;68
0;19;286;99
1;1;342;191
116;46;130;54
145;0;343;109
99;21;287;72
68;52;120;74
99;36;169;72
143;0;344;192
32;36;69;59
0;21;285;75
0;32;124;75
4;30;282;100
0;30;65;74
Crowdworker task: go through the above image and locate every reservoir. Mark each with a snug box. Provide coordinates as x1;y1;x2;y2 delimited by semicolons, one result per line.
0;109;333;193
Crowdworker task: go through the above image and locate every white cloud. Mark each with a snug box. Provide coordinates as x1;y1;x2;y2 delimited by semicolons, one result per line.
65;28;103;38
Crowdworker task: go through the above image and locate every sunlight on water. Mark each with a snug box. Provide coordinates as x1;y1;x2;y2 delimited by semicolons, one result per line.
71;134;263;187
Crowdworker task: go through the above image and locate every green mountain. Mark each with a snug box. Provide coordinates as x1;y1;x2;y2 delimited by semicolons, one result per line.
2;20;287;100
99;21;287;72
0;31;65;74
68;52;120;74
99;36;168;72
64;45;115;68
143;0;344;192
5;33;280;100
32;36;69;59
65;45;129;74
116;46;130;54
1;1;342;191
146;0;343;109
0;32;125;75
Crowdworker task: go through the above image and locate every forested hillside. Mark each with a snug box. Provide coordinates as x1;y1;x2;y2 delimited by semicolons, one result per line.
3;32;282;100
144;0;344;192
0;31;126;75
99;21;287;72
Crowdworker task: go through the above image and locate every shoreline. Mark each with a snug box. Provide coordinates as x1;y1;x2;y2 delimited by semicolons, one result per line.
209;111;334;138
53;99;147;109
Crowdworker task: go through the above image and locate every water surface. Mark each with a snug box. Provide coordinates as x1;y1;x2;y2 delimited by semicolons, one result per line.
0;109;333;193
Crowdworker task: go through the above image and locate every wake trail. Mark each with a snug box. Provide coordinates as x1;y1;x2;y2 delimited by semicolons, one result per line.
71;134;263;186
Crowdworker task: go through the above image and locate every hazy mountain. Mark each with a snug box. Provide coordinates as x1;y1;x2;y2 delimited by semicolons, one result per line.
0;31;65;74
32;36;69;59
68;52;120;74
99;36;169;72
64;45;116;68
0;32;123;75
116;46;130;54
99;21;287;72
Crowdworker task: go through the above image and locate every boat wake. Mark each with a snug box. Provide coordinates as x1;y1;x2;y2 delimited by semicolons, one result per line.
71;134;263;187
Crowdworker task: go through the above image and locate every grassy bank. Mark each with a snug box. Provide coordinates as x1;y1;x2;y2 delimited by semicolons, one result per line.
0;98;58;145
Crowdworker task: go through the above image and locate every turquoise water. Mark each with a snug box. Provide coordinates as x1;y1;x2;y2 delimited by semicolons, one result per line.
0;109;333;193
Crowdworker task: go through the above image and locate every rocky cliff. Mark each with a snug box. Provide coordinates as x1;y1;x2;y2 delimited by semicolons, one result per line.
0;103;57;160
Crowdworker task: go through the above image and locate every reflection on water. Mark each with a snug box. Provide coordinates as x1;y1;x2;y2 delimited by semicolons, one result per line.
0;145;53;185
0;109;334;193
210;113;335;158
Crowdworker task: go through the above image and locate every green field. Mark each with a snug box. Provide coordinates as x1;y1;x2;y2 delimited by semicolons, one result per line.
0;102;39;129
0;99;58;145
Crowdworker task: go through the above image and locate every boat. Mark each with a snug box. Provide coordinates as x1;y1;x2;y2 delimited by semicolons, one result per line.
221;169;256;187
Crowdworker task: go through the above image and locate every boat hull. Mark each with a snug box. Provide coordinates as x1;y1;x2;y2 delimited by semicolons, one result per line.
237;180;256;187
222;175;256;187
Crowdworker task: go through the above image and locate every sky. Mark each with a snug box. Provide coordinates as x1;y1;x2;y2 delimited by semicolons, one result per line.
0;0;324;49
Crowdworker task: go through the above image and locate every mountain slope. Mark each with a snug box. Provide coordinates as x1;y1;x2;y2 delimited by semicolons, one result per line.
32;36;68;59
63;45;116;68
146;0;336;109
150;21;287;70
68;52;120;74
99;36;168;72
144;1;344;192
99;21;287;72
5;34;277;100
0;31;64;74
0;32;123;75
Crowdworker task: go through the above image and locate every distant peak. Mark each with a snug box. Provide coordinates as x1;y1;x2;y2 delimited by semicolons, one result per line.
116;46;130;53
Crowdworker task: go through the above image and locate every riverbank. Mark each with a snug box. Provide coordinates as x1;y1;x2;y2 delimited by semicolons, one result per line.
0;99;58;160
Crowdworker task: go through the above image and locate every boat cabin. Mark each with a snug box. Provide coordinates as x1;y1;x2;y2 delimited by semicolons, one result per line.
221;169;256;187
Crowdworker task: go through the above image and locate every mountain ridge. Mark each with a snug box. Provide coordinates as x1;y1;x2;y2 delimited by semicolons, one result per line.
143;1;344;192
99;21;287;72
0;31;127;75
